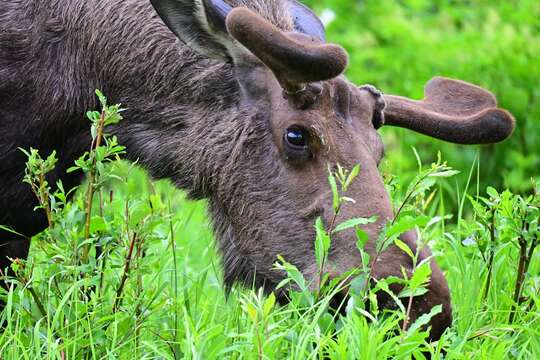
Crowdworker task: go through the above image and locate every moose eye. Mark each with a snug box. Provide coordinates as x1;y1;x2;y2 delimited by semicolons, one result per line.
285;126;309;149
283;126;312;163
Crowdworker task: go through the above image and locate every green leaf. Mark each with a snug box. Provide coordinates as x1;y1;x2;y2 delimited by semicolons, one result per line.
91;124;98;140
374;279;406;313
429;170;460;178
318;312;336;334
336;163;346;182
398;287;429;298
244;302;257;323
334;216;378;233
394;239;415;260
360;250;370;269
86;110;100;122
387;215;429;239
274;255;307;291
412;147;422;172
275;278;292;290
328;167;339;212
314;217;331;269
349;274;368;296
355;228;370;249
263;293;276;317
89;217;107;234
407;305;443;336
95;89;107;108
343;164;361;191
486;186;500;199
66;166;80;174
409;262;432;290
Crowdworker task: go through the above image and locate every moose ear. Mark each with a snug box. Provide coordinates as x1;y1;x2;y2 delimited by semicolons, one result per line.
150;0;234;60
288;0;326;42
382;77;515;144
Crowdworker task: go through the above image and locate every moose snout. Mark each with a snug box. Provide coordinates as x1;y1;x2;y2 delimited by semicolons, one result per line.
372;234;453;341
313;227;453;341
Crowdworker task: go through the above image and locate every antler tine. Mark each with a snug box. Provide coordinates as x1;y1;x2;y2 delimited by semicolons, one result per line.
226;7;348;94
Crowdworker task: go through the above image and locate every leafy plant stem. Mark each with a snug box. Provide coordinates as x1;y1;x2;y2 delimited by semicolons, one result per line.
39;172;53;229
26;284;47;321
14;263;64;346
482;207;497;301
256;321;263;360
82;109;106;262
517;214;539;312
509;221;529;324
328;203;342;236
401;245;423;334
392;174;428;226
319;203;342;292
113;231;138;312
402;290;415;332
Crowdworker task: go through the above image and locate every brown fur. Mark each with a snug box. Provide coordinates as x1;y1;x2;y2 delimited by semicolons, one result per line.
0;0;514;341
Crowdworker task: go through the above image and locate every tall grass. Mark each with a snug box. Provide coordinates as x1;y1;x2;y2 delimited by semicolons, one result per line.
1;109;538;358
2;170;538;358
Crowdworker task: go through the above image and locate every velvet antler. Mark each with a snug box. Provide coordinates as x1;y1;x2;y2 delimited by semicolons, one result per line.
226;7;348;94
382;77;515;144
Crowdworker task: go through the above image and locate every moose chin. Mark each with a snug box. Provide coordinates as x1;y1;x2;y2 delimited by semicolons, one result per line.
0;0;514;340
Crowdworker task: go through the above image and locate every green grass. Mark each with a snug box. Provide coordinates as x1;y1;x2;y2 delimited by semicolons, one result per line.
1;159;538;359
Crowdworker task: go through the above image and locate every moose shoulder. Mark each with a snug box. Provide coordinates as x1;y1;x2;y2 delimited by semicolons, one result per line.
0;0;514;340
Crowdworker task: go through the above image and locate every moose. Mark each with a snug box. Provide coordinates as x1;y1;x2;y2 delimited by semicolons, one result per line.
0;0;514;340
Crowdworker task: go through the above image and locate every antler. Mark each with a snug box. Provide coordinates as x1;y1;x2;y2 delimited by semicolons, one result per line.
382;77;515;144
226;7;348;95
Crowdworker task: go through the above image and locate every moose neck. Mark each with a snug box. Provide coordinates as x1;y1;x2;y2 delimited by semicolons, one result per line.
0;0;251;237
83;1;249;198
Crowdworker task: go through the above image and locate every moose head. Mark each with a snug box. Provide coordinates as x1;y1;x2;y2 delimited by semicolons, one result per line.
148;0;514;339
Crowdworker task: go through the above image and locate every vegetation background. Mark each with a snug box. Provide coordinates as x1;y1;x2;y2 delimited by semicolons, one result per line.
304;0;539;202
1;0;539;359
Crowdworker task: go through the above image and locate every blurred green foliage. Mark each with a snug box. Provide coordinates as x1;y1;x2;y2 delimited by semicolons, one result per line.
304;0;540;207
